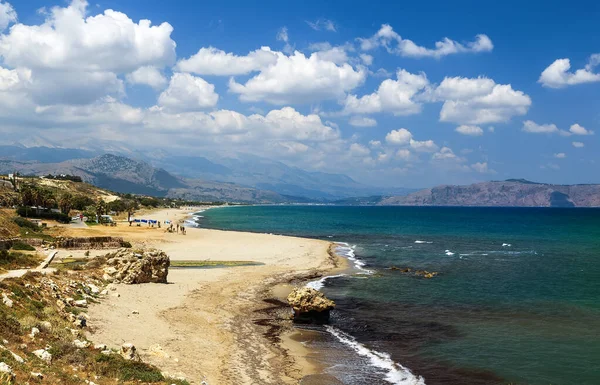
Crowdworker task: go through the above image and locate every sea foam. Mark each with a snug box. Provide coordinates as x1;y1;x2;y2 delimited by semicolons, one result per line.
325;325;426;385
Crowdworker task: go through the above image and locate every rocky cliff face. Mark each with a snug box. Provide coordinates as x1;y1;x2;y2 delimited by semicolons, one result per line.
379;180;600;207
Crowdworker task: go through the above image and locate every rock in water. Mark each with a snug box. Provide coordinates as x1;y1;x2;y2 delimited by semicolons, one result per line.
102;249;170;284
287;287;335;324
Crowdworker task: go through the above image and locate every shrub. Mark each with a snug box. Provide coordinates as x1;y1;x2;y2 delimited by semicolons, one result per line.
95;354;165;382
120;241;132;248
13;217;40;231
11;241;35;251
16;207;70;223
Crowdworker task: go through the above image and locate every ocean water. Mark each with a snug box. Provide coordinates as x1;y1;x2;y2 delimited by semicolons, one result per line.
195;206;600;385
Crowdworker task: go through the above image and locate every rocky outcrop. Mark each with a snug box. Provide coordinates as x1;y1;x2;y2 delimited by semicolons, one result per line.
287;287;335;324
120;343;137;360
379;179;600;207
101;249;169;284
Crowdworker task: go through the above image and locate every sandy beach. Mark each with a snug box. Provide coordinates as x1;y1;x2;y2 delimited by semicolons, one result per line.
63;208;347;384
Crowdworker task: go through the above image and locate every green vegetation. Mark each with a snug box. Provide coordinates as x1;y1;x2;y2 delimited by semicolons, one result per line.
170;260;263;268
16;206;70;223
10;240;35;251
0;271;187;384
12;216;40;231
0;249;41;270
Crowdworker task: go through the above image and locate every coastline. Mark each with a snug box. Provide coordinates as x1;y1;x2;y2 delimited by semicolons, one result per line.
74;207;349;384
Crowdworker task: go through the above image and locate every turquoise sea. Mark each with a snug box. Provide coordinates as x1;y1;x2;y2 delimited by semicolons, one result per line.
193;206;600;385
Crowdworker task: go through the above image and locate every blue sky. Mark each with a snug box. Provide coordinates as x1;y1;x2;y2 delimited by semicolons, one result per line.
0;0;598;188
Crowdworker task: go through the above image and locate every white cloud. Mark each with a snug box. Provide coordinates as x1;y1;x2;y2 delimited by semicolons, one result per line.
572;141;585;148
276;27;293;53
0;1;17;31
455;125;483;136
385;128;412;145
310;43;350;64
522;120;559;134
276;27;289;43
342;69;428;115
306;19;336;32
359;54;373;66
471;162;495;173
126;66;167;89
569;123;594;135
554;153;566;159
349;143;370;156
0;0;176;73
435;76;531;125
358;24;493;58
175;47;278;76
396;149;411;160
250;107;340;141
539;56;600;88
348;116;377;127
409;139;438;152
229;51;366;104
432;146;462;161
369;140;382;148
158;73;219;112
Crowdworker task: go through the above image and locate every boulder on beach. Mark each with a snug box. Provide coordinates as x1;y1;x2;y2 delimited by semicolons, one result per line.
287;287;335;324
101;249;170;284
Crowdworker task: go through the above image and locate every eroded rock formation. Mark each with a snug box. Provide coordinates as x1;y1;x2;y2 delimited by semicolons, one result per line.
287;287;335;324
101;249;169;284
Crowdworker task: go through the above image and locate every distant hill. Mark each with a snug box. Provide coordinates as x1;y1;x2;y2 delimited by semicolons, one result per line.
379;180;600;207
0;144;410;200
0;155;289;203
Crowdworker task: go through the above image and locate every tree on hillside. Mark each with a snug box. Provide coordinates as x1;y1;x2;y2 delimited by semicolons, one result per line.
58;192;73;215
95;199;107;223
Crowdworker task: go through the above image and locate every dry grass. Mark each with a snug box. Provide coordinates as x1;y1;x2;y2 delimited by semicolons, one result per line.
0;268;190;385
0;209;20;239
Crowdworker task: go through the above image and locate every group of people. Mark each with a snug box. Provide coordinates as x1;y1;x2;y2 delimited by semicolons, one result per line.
166;222;186;235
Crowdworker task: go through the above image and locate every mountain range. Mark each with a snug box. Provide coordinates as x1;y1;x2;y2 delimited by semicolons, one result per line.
0;143;414;200
0;154;286;203
379;179;600;207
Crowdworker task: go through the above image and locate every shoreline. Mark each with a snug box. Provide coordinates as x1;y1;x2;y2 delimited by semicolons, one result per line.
72;207;350;384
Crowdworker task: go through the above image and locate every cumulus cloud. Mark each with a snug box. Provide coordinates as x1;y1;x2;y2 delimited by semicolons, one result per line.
342;69;429;115
539;56;600;88
349;143;370;156
522;120;559;134
175;47;278;76
569;123;594;135
348;116;377;127
409;139;438;152
396;149;411;160
306;19;336;32
0;0;176;72
385;128;438;154
126;66;167;89
434;76;531;125
385;128;412;145
0;1;17;31
455;125;483;136
554;153;566;159
229;50;366;104
358;24;493;58
158;73;219;112
572;141;585;148
432;146;462;161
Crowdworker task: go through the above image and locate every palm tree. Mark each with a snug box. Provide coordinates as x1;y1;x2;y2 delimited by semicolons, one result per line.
59;192;73;215
95;199;107;223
